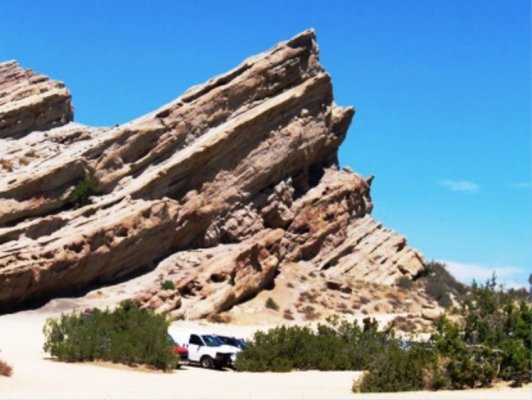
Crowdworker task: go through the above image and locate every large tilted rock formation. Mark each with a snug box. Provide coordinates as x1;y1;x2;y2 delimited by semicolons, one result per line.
0;30;424;316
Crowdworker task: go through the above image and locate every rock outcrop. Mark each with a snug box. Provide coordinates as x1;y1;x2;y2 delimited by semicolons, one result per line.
0;30;424;315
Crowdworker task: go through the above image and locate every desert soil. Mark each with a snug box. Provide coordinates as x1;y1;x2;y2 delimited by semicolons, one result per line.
0;287;530;400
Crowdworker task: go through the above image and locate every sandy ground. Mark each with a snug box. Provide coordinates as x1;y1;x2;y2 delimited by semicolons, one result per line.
1;306;531;400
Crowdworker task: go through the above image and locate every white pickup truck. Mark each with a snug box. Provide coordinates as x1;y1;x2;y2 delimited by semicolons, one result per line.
169;330;237;369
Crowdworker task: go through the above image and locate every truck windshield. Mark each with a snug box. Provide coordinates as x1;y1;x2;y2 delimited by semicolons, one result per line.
201;335;224;347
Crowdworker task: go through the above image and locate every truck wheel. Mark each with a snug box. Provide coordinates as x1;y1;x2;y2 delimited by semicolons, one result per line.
200;356;214;369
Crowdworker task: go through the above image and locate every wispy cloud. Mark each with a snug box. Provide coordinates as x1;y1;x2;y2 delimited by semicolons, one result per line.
438;180;479;193
440;260;527;289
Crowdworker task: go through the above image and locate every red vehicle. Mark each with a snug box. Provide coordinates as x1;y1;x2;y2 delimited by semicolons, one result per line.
168;335;188;361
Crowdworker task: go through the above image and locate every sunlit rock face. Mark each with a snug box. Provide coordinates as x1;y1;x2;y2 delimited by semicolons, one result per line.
0;30;423;315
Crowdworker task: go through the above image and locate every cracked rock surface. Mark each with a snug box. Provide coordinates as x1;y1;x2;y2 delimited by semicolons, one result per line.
0;30;424;316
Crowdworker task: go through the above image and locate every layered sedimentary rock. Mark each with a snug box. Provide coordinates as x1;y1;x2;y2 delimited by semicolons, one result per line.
0;61;73;139
0;30;424;315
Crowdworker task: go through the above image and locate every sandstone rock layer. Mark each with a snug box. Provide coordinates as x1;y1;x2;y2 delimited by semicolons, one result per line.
0;30;424;315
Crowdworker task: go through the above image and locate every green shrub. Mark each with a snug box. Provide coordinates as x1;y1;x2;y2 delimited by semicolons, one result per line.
463;276;531;385
237;270;531;393
43;301;178;371
235;318;395;372
160;280;175;290
431;317;499;389
429;275;531;388
359;342;436;392
68;175;98;207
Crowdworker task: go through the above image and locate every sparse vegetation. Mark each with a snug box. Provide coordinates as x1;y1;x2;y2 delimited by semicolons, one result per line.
235;272;531;393
418;261;466;308
391;315;417;332
207;313;232;323
67;175;98;207
425;262;466;294
283;309;295;320
301;305;320;320
360;274;531;392
439;275;531;387
265;297;280;311
0;158;13;172
160;280;175;290
425;278;452;307
397;276;413;290
25;149;38;158
42;301;178;371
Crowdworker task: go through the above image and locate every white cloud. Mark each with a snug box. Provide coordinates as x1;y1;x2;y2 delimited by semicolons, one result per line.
438;180;479;193
440;260;527;289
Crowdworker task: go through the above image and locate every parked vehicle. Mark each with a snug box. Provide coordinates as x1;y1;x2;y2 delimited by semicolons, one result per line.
169;329;236;369
167;334;188;361
214;335;246;367
216;335;247;350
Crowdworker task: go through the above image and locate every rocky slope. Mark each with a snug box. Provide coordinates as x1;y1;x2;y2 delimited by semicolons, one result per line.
0;30;425;317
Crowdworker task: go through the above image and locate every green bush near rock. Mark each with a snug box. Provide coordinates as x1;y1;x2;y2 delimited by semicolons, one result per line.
359;275;531;392
67;175;97;207
160;280;175;290
235;317;395;372
42;300;178;371
358;342;437;392
235;274;531;393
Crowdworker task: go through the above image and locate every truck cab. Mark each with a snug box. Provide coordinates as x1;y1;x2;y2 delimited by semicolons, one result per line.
170;330;236;369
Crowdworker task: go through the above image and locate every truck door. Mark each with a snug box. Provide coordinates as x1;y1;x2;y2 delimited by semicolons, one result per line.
188;334;204;362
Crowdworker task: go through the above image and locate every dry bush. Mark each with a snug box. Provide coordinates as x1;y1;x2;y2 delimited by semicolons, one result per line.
207;313;232;323
389;299;402;309
385;291;400;301
307;293;318;302
265;297;280;311
283;309;295;320
301;305;320;320
299;291;311;302
25;149;38;158
397;276;413;290
336;302;347;310
286;282;294;289
0;359;13;377
0;159;13;172
392;315;417;332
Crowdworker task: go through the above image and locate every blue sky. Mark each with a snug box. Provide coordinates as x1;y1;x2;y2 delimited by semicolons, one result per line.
1;1;530;288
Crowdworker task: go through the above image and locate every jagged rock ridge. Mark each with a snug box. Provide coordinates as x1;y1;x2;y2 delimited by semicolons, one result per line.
0;30;424;316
